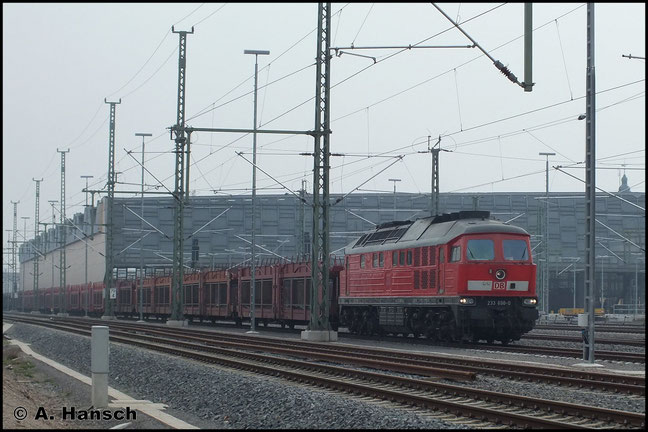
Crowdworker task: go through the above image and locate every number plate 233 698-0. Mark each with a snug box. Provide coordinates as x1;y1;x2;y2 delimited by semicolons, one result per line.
487;300;511;306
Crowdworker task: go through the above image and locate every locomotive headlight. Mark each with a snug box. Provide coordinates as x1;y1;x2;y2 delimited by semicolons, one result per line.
523;298;537;306
495;269;506;280
459;297;475;305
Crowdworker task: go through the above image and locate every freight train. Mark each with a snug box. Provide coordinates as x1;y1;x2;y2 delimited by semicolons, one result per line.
11;211;538;344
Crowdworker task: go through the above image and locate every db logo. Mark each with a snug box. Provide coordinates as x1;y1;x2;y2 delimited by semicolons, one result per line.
493;282;506;290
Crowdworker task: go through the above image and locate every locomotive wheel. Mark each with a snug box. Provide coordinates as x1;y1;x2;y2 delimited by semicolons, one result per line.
486;338;494;344
500;338;510;346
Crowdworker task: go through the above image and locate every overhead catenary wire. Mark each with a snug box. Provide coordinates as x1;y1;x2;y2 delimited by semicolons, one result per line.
106;27;173;100
524;129;577;163
258;63;271;127
186;4;351;123
186;62;315;123
497;136;504;181
453;68;463;131
67;101;105;150
191;3;227;28
351;3;375;46
120;45;178;100
554;19;574;100
553;166;645;212
174;3;205;27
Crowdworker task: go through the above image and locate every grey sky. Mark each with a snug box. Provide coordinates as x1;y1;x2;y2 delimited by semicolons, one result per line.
2;3;645;256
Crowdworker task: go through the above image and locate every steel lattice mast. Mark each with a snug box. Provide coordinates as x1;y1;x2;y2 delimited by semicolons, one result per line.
103;99;120;319
57;148;70;314
584;3;597;362
33;178;42;311
10;201;19;310
170;26;193;323
309;2;332;332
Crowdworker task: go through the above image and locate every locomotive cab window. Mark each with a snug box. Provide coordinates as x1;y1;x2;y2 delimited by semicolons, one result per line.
503;239;529;260
466;239;494;260
450;246;461;262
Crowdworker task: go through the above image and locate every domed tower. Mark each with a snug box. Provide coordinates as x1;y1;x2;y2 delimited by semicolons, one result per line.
618;172;631;193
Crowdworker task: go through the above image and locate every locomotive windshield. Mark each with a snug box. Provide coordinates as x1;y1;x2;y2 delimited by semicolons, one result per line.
466;239;495;260
503;239;529;260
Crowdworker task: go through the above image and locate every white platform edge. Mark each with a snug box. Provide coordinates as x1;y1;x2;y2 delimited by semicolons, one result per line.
3;322;198;429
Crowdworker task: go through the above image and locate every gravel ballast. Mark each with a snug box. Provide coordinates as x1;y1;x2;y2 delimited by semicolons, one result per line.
6;323;473;429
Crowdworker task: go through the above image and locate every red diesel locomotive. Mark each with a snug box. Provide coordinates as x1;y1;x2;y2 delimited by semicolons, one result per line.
338;211;538;344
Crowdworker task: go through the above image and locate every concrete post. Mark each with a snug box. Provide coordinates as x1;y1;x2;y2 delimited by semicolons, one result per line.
91;326;109;408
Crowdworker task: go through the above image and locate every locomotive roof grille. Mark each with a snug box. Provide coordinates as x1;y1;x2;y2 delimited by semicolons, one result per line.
353;224;412;248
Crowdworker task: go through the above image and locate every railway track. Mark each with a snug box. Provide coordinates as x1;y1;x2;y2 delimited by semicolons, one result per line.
523;332;645;347
338;331;645;363
468;342;645;363
46;317;645;395
5;314;645;429
189;315;647;349
535;324;645;334
6;314;646;393
92;319;645;393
